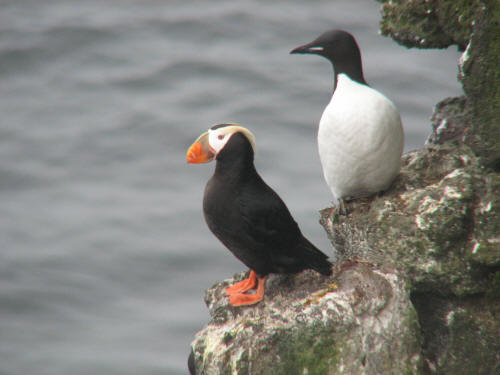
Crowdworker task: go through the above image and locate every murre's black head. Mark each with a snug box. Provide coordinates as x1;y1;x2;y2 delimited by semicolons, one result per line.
290;29;367;88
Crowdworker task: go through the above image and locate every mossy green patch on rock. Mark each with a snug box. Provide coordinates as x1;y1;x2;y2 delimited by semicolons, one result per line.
459;1;500;168
412;292;500;375
377;0;480;50
442;306;500;375
274;325;340;375
467;172;500;267
377;0;453;49
379;0;500;168
486;271;500;300
436;0;478;49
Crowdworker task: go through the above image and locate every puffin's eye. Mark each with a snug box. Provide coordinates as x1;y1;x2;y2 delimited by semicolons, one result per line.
217;134;225;140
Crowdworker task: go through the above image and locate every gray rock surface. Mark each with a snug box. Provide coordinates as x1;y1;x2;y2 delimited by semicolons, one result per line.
190;264;422;375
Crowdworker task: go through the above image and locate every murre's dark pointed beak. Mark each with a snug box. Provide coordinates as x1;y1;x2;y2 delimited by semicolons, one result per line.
290;42;324;55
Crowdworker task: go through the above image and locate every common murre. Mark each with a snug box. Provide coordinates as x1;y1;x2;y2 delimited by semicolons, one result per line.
291;29;404;214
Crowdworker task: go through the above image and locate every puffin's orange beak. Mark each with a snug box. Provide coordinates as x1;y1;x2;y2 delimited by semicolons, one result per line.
186;132;215;164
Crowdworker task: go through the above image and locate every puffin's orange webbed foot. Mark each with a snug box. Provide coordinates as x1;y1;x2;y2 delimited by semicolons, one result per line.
228;276;267;307
229;293;263;306
225;270;257;295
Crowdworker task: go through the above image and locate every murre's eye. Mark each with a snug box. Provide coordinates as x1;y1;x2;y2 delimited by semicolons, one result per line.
218;134;225;140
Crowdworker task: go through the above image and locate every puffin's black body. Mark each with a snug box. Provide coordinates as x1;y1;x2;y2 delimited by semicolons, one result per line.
203;132;332;278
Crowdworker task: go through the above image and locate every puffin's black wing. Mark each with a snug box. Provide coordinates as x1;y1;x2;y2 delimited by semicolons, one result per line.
238;175;301;245
238;174;332;275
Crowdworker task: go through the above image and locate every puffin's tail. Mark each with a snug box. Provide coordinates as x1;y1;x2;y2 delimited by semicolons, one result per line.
309;255;333;276
301;238;333;276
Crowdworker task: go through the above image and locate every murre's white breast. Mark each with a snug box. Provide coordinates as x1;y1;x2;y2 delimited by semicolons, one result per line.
318;73;404;202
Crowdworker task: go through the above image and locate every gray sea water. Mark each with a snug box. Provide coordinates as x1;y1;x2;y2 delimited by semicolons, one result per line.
0;1;462;374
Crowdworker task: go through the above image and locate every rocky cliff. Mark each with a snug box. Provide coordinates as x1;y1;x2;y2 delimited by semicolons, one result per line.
188;1;500;374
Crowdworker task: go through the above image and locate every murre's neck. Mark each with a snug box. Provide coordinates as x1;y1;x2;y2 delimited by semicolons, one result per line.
331;58;367;92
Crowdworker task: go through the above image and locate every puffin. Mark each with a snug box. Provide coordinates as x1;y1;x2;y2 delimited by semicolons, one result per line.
290;30;404;214
186;124;332;306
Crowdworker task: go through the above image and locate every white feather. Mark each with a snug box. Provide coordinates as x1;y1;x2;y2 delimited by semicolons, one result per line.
318;73;404;202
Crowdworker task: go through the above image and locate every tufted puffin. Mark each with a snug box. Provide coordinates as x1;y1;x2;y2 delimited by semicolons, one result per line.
291;30;404;214
186;124;332;306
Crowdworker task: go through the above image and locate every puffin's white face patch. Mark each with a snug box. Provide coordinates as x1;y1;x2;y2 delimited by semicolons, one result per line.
208;128;233;154
207;124;257;155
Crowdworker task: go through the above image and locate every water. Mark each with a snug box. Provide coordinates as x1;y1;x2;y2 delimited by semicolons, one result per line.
0;0;462;374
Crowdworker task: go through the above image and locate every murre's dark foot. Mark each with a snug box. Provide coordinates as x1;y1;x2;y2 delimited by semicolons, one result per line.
338;198;348;215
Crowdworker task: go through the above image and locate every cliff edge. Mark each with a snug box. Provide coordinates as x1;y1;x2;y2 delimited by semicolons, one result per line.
188;1;500;374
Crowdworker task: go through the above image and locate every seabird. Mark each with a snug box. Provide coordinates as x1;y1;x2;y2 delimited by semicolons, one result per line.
291;29;404;214
186;124;332;306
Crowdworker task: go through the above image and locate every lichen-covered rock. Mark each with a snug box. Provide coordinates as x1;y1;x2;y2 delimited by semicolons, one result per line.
458;2;500;168
372;3;500;371
468;173;500;267
377;0;480;50
426;96;469;146
378;0;500;168
319;143;500;374
190;264;422;375
321;144;497;293
411;291;500;375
